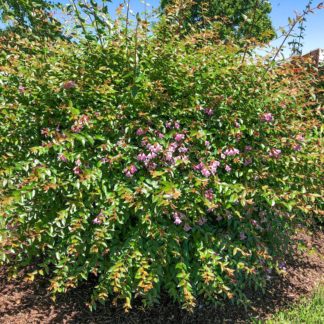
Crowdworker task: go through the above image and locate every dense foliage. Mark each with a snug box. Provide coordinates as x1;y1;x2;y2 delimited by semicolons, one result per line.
161;0;275;42
0;1;322;311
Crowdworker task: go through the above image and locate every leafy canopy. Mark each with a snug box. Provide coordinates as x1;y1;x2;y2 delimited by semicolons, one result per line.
160;0;275;42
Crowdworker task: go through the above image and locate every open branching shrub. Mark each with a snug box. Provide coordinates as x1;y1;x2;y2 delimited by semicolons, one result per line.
0;3;322;311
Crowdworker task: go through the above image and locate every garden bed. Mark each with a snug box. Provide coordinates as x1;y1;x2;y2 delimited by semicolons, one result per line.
0;229;323;323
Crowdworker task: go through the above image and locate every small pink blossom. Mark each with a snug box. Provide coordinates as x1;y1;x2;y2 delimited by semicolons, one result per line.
220;153;226;159
194;162;204;171
240;232;246;240
62;80;76;89
197;217;207;226
136;128;146;136
178;146;188;153
204;189;214;201
293;144;302;151
234;121;240;128
18;85;26;94
101;157;109;163
124;164;137;177
93;217;102;225
147;143;163;153
168;142;178;153
209;160;220;174
175;133;185;142
147;152;157;160
224;148;240;156
269;148;281;159
173;212;183;225
75;159;82;166
245;145;252;152
204;108;214;116
183;224;192;232
71;124;83;133
73;166;82;175
137;153;147;161
165;152;174;161
225;164;231;172
58;153;68;162
260;112;273;123
174;122;180;129
41;128;50;137
147;162;157;170
165;122;172;129
158;132;164;139
296;134;305;142
205;141;210;148
244;158;252;166
201;168;211;177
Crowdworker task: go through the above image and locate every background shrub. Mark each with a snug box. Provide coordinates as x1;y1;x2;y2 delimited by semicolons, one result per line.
0;3;322;310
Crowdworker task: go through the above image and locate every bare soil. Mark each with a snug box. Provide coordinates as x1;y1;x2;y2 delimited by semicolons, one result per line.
0;229;323;324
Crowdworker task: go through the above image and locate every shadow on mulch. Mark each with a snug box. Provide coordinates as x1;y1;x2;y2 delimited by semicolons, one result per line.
0;230;323;324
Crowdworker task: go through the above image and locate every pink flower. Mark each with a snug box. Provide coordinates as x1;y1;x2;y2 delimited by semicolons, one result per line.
244;158;252;166
147;152;157;160
178;146;188;153
173;212;183;225
225;164;231;172
209;160;220;174
62;80;76;89
183;224;192;232
58;153;68;162
174;122;180;129
269;148;281;159
240;232;246;240
41;128;50;137
124;164;137;177
204;189;214;201
147;162;157;170
201;168;211;177
75;159;82;166
129;164;137;174
158;132;164;139
71;124;83;133
165;122;172;129
205;141;210;148
73;166;82;175
204;108;214;116
136;128;146;136
137;153;147;161
194;162;204;171
234;121;240;128
245;145;252;152
175;133;185;142
293;144;302;151
260;112;273;123
101;157;109;163
197;217;207;226
93;217;102;225
18;85;26;94
224;148;240;156
147;143;162;153
296;134;305;142
220;153;226;159
168;142;178;153
165;152;174;161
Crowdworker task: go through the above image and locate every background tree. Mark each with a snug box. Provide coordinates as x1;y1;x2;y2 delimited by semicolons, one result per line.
0;0;63;38
160;0;275;42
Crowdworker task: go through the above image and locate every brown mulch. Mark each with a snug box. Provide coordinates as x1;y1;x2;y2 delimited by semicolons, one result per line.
0;229;323;324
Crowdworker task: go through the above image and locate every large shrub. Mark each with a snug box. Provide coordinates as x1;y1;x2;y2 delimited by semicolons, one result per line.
0;4;322;310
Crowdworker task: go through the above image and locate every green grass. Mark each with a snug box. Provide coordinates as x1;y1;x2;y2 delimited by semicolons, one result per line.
265;284;324;324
